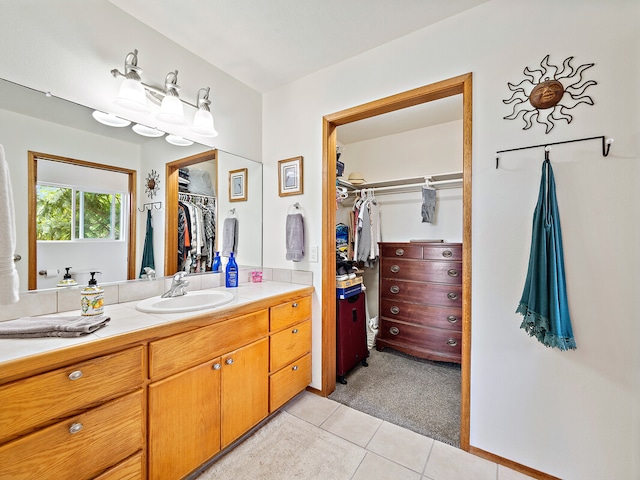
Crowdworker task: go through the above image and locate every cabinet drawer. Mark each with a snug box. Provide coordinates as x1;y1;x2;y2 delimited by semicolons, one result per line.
149;309;268;380
380;279;462;307
422;244;462;261
269;353;312;412
380;258;462;284
270;319;312;372
378;319;462;359
0;389;144;480
94;452;144;480
379;298;462;331
270;295;312;332
0;346;143;443
379;244;423;259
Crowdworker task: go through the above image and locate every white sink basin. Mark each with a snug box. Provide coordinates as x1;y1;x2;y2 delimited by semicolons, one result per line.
136;290;235;313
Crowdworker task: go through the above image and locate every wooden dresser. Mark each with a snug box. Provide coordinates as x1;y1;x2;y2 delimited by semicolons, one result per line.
377;242;462;363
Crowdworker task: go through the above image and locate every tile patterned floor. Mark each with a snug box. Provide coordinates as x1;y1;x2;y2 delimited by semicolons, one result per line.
196;391;535;480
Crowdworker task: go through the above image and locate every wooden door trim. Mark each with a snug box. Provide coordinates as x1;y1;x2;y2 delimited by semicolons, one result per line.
164;149;218;276
27;151;137;289
321;72;472;451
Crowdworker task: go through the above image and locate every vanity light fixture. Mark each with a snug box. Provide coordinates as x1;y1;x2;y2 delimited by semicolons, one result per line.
132;124;165;137
166;134;194;147
92;110;131;127
110;49;218;137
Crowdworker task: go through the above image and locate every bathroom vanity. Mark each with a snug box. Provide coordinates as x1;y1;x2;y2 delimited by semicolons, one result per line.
0;282;313;479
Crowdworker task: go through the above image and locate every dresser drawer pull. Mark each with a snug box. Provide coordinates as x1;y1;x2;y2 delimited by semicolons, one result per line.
292;328;299;334
68;370;83;381
395;248;405;256
447;269;459;277
447;339;458;347
390;265;400;273
442;250;453;258
212;363;221;370
389;326;400;335
447;315;458;324
225;358;234;365
69;423;83;434
390;306;400;315
389;285;400;294
292;365;299;371
292;302;298;308
447;292;458;300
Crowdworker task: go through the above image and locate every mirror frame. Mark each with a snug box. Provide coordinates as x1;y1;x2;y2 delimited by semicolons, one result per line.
27;150;137;290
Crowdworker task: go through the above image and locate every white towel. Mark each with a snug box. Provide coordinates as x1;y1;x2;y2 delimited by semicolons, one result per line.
221;217;238;257
0;145;19;305
285;213;305;262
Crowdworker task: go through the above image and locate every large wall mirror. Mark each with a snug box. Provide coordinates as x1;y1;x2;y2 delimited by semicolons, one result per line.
0;77;263;291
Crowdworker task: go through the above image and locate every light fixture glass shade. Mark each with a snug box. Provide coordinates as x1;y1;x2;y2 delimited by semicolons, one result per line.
190;109;218;137
92;110;131;127
157;95;186;124
115;78;149;113
166;134;194;146
132;124;165;137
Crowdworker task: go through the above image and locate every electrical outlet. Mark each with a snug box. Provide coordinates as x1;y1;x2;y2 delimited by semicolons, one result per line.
310;245;319;262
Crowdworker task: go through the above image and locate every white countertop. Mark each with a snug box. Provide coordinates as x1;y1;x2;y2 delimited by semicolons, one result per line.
0;281;312;366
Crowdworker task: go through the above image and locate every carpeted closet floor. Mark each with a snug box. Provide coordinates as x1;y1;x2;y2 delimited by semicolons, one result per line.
329;348;461;447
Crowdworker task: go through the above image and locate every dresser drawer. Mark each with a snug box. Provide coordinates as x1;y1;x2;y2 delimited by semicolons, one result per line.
0;389;144;480
94;452;144;480
269;353;312;412
422;244;462;261
378;319;462;359
270;319;312;372
149;309;268;380
380;258;462;284
0;346;143;443
379;298;461;331
270;295;312;332
379;244;423;260
380;279;462;308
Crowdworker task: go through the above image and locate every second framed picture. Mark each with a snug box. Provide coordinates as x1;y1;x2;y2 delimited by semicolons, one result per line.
278;156;303;196
229;168;248;202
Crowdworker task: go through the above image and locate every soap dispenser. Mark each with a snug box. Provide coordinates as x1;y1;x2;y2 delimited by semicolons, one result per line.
57;267;78;287
81;272;104;316
212;251;222;273
225;252;238;288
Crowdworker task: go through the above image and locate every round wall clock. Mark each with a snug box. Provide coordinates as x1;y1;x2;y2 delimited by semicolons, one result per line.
145;169;160;198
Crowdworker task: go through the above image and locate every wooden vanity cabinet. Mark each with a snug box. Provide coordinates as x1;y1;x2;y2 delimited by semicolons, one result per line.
269;296;313;412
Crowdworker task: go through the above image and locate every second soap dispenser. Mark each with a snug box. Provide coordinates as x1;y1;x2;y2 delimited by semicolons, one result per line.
225;252;238;288
81;272;104;316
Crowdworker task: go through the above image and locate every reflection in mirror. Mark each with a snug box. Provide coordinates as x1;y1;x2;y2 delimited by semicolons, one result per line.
0;77;263;292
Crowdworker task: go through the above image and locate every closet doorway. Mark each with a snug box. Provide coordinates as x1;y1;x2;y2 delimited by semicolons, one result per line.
321;73;472;450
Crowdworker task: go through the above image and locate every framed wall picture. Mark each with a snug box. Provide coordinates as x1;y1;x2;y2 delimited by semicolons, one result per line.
278;156;303;197
229;168;248;202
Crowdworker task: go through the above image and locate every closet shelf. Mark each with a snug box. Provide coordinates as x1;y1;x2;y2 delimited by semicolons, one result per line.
339;171;462;193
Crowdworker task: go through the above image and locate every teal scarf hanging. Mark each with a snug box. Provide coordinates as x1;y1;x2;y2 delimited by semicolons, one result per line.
516;159;576;350
139;209;155;278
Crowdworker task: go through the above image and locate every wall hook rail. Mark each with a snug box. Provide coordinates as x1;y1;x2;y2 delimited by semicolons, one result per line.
138;201;162;212
495;135;613;169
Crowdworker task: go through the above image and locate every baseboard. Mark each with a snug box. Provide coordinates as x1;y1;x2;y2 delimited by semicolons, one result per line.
468;445;562;480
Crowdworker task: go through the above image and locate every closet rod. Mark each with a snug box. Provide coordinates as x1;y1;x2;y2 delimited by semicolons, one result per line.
178;192;216;199
353;179;462;195
495;135;613;169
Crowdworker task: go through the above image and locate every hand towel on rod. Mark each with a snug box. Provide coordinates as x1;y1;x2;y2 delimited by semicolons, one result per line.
421;185;436;223
285;213;305;262
221;217;238;257
0;145;19;305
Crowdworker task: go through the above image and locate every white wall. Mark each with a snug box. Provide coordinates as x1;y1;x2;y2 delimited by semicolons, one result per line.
262;1;640;478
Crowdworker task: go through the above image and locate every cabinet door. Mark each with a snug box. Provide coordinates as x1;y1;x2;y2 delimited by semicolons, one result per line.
221;338;269;448
148;359;221;480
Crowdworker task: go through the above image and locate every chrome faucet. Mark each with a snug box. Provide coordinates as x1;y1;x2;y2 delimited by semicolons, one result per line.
161;271;190;298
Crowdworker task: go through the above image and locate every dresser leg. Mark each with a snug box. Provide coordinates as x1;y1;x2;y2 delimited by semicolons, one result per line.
337;375;347;385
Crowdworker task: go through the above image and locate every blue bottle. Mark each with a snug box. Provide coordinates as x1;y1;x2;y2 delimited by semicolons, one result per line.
212;251;221;273
225;252;238;288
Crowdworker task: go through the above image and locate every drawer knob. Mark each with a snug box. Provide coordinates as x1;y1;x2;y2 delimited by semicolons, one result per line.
390;285;400;294
395;248;405;256
447;339;458;347
447;292;458;300
390;306;400;315
442;250;453;258
68;370;83;381
390;265;400;273
292;302;298;308
389;326;400;335
447;315;458;324
447;269;459;277
292;328;299;334
212;363;221;370
225;358;234;365
69;422;83;434
292;365;299;371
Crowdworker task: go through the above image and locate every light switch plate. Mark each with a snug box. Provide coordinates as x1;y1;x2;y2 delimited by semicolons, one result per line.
310;245;319;262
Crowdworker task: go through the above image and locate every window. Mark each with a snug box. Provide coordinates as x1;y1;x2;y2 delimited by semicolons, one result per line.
36;183;125;241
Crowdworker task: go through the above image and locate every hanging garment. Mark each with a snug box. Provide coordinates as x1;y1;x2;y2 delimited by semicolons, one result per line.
0;145;19;305
139;209;155;277
421;186;436;223
516;159;576;350
285;213;305;262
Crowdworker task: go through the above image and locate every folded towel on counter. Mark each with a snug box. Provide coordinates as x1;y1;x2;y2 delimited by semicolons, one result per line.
0;144;19;305
421;186;436;223
285;213;305;262
0;315;110;339
221;217;238;257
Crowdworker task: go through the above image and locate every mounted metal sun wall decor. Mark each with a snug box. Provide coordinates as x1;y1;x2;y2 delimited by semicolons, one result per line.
145;169;160;199
503;55;597;134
